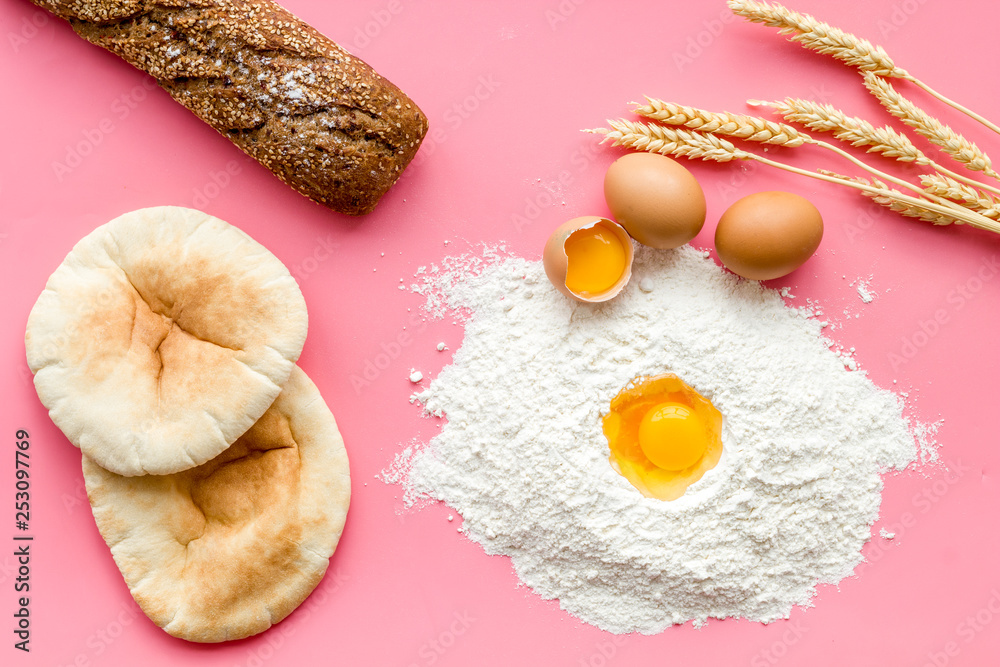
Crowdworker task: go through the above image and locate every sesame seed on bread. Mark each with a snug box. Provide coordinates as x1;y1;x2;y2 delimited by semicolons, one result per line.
33;0;428;215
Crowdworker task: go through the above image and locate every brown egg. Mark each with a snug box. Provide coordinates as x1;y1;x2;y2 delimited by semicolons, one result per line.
714;191;823;281
604;152;707;249
543;216;634;302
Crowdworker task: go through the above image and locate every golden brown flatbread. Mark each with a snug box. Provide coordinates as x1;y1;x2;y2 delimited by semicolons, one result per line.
83;366;350;642
25;206;308;476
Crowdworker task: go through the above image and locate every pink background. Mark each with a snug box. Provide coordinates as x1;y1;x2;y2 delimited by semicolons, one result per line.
3;0;1000;665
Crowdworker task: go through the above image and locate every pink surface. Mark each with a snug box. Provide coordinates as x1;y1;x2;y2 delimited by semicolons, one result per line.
3;0;1000;665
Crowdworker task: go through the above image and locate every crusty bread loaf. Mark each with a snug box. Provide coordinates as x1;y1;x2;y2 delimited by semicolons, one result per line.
33;0;428;215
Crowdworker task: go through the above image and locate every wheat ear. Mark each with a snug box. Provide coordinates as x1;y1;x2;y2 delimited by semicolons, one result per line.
920;173;1000;220
585;119;745;162
757;98;924;162
586;121;1000;234
862;72;999;179
633;99;965;212
727;0;905;76
830;173;959;226
728;0;1000;136
632;98;807;146
757;98;1000;198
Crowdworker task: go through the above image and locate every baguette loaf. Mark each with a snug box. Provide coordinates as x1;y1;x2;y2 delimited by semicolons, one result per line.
32;0;428;215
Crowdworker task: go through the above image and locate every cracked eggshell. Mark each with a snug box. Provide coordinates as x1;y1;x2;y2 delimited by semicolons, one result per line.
543;216;634;303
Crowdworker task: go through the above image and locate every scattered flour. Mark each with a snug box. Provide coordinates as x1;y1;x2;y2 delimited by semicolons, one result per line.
384;246;932;634
853;277;877;304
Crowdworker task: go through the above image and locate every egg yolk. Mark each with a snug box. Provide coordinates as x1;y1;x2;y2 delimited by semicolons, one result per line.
564;223;627;296
638;402;708;471
603;374;723;501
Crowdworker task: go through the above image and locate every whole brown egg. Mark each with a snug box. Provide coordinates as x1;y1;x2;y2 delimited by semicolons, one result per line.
714;191;823;280
604;152;707;249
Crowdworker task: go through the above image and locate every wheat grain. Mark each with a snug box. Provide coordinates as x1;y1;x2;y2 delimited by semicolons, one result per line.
920;173;1000;219
868;187;957;225
854;175;958;225
727;0;907;78
634;98;807;146
873;192;959;226
757;97;1000;197
729;0;1000;137
632;98;929;200
817;170;957;225
761;98;927;163
585;119;745;163
862;72;998;178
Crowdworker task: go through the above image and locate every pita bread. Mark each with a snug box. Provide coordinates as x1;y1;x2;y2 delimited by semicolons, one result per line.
84;366;350;643
25;206;308;476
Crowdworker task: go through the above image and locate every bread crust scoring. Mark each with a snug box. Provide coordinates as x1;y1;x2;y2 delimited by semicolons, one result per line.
34;0;428;215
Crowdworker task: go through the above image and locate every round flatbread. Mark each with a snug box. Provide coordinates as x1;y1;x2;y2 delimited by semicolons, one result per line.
25;206;308;476
83;366;350;643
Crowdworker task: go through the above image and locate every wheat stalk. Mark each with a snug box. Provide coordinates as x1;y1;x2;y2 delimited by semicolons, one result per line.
847;174;958;226
756;97;1000;198
862;72;999;179
920;173;1000;219
825;168;973;226
631;100;964;211
633;98;807;146
586;120;1000;234
728;0;1000;136
752;156;1000;232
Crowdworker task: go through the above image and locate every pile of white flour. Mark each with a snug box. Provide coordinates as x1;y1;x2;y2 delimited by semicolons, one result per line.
385;245;931;634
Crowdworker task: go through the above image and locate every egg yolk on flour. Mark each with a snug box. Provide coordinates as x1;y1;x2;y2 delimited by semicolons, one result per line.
564;224;628;296
603;374;723;500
